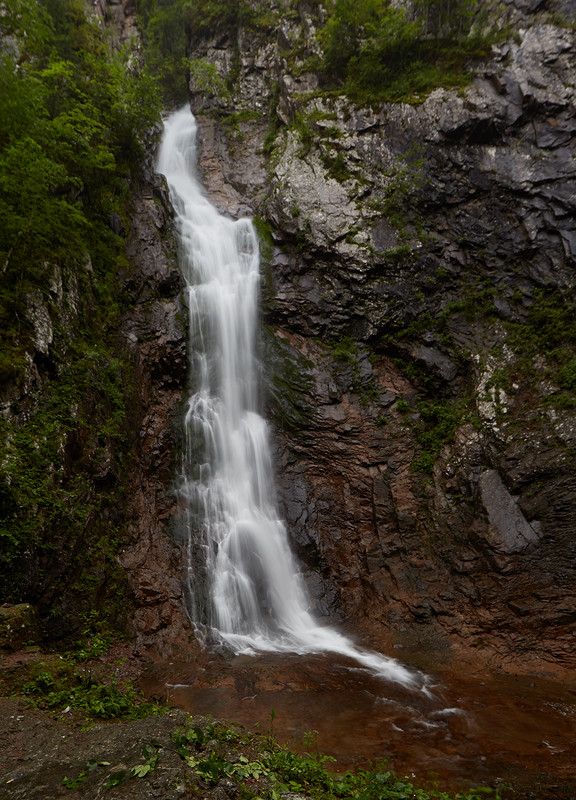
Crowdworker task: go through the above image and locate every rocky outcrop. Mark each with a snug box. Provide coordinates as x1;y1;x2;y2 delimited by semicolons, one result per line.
183;0;576;667
0;605;39;653
116;159;191;658
90;0;139;45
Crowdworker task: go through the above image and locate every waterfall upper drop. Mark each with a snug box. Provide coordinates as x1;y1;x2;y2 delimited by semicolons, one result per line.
157;106;420;689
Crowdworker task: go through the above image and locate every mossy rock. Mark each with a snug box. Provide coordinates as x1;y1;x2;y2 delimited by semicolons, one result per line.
0;604;40;653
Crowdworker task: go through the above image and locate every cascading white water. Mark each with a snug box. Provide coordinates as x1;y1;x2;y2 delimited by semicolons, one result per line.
157;106;422;688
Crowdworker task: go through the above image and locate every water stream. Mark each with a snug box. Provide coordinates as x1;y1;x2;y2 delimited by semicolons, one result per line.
157;106;420;688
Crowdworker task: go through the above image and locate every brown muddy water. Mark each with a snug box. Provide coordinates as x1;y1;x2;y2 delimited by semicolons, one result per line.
140;648;576;800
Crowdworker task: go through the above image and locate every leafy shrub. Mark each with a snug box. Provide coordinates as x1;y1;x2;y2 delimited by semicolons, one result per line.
318;0;498;103
188;58;230;100
23;671;161;720
0;0;158;612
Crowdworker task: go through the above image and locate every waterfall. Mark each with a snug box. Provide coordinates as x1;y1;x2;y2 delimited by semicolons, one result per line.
157;106;421;689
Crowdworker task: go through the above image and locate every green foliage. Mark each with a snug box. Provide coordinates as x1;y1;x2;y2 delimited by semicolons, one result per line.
0;342;130;601
188;57;230;100
171;722;218;753
62;760;111;789
23;669;161;720
0;0;157;617
131;744;161;777
55;717;511;799
136;0;255;104
318;0;498;103
259;740;506;800
0;0;159;290
135;0;190;104
413;0;477;37
265;744;336;793
330;336;360;364
411;400;465;472
0;0;158;387
73;610;120;661
558;358;576;392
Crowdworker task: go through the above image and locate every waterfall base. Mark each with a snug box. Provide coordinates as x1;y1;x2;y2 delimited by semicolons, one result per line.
140;651;576;799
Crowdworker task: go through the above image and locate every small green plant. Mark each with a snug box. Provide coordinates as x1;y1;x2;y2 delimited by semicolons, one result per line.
188;58;231;101
558;357;576;392
411;400;465;472
130;744;161;778
105;770;127;790
171;723;216;753
330;336;358;364
196;751;234;783
396;398;412;413
62;760;111;789
23;670;162;720
322;151;353;182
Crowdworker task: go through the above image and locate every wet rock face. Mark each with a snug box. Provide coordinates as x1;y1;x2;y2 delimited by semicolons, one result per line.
117;164;192;658
69;1;192;656
184;1;576;667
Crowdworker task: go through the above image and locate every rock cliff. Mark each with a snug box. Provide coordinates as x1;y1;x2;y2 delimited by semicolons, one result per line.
182;0;576;668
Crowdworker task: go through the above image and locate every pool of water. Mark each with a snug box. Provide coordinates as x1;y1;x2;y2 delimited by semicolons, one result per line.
140;649;576;799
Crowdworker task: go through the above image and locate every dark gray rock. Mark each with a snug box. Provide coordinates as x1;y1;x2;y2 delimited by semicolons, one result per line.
478;469;540;554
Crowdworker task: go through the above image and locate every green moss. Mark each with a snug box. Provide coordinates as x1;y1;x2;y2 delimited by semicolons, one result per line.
396;397;412;414
326;337;379;405
329;335;359;364
381;243;416;263
220;109;263;137
263;83;283;156
366;148;428;247
411;400;465;472
322;151;353;182
253;217;276;313
494;288;576;405
263;329;314;434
